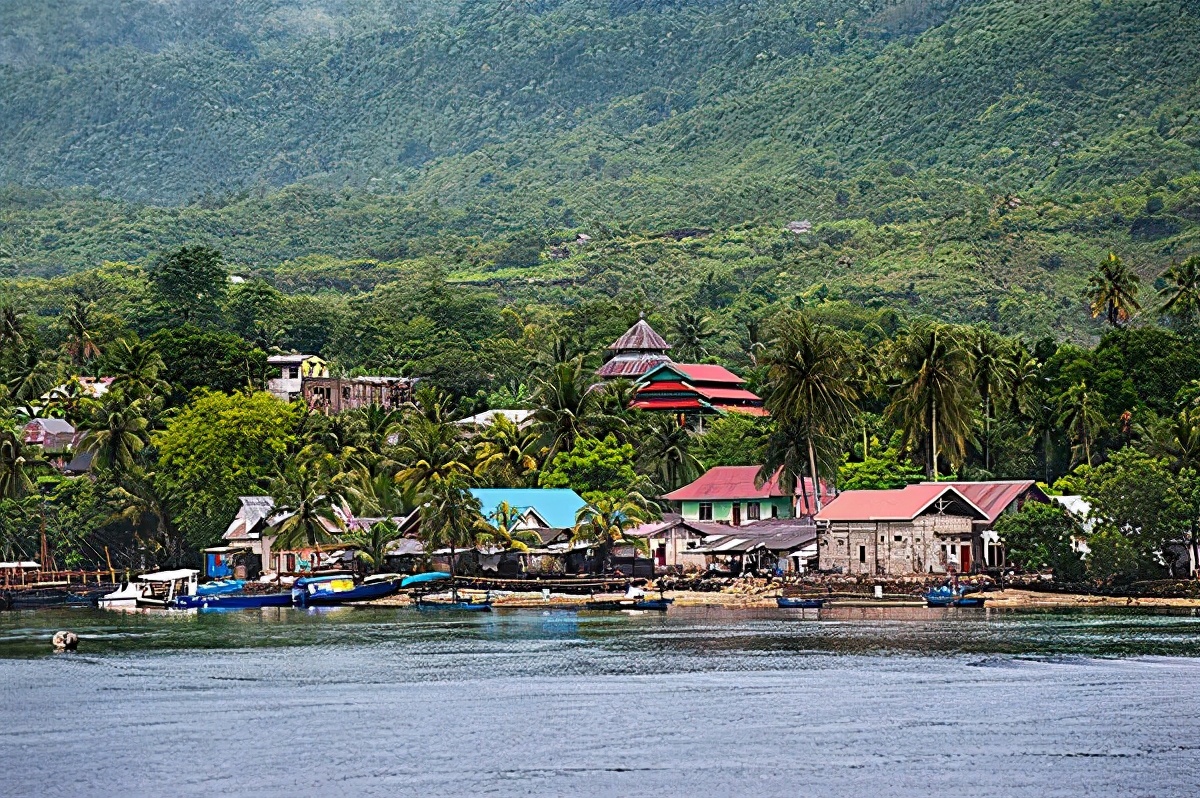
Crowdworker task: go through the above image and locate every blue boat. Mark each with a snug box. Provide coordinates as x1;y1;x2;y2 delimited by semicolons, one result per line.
400;572;451;588
174;591;292;610
777;596;825;609
196;579;246;597
291;574;401;607
924;585;987;608
584;597;674;611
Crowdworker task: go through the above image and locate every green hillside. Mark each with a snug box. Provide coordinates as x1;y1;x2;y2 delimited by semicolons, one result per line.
2;0;1200;339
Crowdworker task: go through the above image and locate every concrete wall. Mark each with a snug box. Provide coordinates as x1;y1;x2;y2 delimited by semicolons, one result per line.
818;515;975;576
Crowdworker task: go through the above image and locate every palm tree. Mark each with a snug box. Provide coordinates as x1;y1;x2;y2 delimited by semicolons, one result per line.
671;308;713;362
885;320;975;479
394;415;471;490
270;447;345;552
106;467;178;565
641;415;701;492
62;297;101;367
1140;406;1200;472
418;478;484;601
473;415;540;486
106;337;168;400
1158;255;1200;330
347;519;406;574
0;426;45;499
1056;380;1105;467
6;351;57;407
760;312;859;505
0;304;27;356
476;501;541;553
1086;252;1141;327
357;403;403;458
532;357;605;462
571;493;650;575
970;329;1008;472
80;392;149;474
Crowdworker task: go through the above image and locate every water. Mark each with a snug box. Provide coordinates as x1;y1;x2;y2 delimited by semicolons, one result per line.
2;605;1199;797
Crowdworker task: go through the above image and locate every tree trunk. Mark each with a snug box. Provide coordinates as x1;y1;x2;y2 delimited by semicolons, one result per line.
931;397;939;480
449;543;458;602
984;394;991;472
806;437;822;512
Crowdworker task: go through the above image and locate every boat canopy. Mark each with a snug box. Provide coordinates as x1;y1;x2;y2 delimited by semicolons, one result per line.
140;569;199;581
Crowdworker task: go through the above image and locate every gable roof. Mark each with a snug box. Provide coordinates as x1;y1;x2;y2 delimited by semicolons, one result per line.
639;362;745;385
608;319;671;352
469;488;587;530
928;481;1047;523
815;484;988;522
663;466;830;510
27;418;74;434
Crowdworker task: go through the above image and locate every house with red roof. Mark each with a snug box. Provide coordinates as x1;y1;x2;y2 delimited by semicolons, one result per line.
662;466;832;526
814;484;989;576
926;481;1051;569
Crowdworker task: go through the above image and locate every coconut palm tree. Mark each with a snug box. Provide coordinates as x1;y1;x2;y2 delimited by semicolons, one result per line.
473;414;540;486
105;467;178;564
357;403;403;459
418;477;484;601
885;320;975;479
1086;252;1141;328
1140;406;1200;472
62;297;102;367
1158;255;1200;330
0;304;27;356
532;357;605;462
1056;380;1106;468
571;493;650;575
106;337;168;401
394;415;471;490
641;415;702;492
476;501;541;553
0;426;45;500
270;447;345;551
760;312;860;505
80;392;149;474
671;308;713;362
970;329;1008;472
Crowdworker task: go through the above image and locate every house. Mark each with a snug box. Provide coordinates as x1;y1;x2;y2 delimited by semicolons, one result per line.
625;514;709;572
931;480;1051;569
814;484;988;576
596;317;673;380
266;353;328;402
662;466;832;526
691;519;819;575
303;375;415;414
22;418;77;453
632;362;766;420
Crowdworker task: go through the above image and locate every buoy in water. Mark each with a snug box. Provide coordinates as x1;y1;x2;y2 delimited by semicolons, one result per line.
52;631;79;652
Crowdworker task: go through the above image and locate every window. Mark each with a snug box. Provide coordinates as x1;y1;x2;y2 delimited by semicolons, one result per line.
342;387;351;400
698;502;713;521
288;366;299;379
771;504;778;518
747;502;761;521
879;536;885;543
894;535;903;543
858;545;867;564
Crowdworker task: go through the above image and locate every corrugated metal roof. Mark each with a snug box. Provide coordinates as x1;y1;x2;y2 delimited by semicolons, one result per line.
672;363;745;384
607;319;671;352
816;484;988;522
663;467;830;506
928;481;1042;523
596;353;673;378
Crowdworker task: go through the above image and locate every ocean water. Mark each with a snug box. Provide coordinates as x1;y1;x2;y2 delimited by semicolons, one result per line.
2;605;1198;797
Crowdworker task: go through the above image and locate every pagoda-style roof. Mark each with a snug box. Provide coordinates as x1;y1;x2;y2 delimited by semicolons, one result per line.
607;319;671;352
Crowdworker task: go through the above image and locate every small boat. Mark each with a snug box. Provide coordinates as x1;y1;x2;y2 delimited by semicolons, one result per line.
195;579;246;597
136;569;200;608
174;591;293;610
584;597;674;612
291;574;401;607
924;585;987;608
776;596;825;609
416;597;493;612
400;571;451;588
98;581;144;609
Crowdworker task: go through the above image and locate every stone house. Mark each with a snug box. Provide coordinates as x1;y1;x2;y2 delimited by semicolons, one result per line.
814;484;988;576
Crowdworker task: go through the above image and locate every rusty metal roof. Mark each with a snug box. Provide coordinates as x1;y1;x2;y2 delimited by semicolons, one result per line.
607;319;671;352
596;353;672;378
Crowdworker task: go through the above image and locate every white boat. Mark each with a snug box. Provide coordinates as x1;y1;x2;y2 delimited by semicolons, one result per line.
135;569;198;608
98;569;199;609
97;581;145;609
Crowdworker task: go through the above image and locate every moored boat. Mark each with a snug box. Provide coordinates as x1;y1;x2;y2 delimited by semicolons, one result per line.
924;585;987;608
415;596;493;612
97;581;144;608
174;591;292;610
776;596;825;609
136;569;199;608
584;597;673;611
291;574;401;607
195;579;246;597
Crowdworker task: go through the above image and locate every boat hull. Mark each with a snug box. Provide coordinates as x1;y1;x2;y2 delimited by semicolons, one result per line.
585;598;673;611
777;597;825;609
293;579;401;607
416;599;492;612
174;592;293;610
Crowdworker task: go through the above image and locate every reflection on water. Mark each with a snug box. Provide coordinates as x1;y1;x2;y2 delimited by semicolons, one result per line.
2;606;1199;797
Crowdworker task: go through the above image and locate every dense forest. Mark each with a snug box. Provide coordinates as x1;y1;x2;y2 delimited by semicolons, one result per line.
1;1;1200;581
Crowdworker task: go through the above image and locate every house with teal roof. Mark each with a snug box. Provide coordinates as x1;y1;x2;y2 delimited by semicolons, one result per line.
469;488;587;531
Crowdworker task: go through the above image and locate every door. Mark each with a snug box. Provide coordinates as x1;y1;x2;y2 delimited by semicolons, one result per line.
960;542;971;573
732;503;741;526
